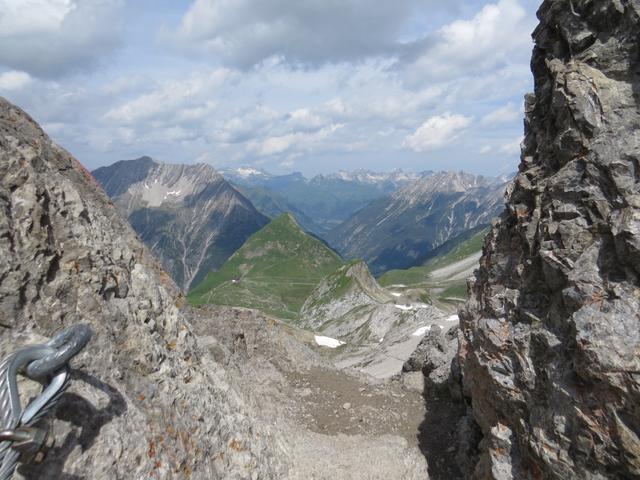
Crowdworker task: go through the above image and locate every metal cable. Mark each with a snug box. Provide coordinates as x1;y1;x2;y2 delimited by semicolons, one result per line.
0;325;92;480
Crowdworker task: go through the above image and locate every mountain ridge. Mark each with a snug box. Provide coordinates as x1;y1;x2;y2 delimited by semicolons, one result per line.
222;167;432;236
92;157;269;291
328;170;507;274
188;213;344;320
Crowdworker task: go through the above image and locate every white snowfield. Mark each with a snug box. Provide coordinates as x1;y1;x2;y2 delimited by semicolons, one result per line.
394;304;413;311
411;325;432;337
314;335;345;348
391;292;402;297
411;315;459;337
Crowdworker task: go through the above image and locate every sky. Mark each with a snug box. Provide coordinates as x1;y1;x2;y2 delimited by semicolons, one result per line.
0;0;541;176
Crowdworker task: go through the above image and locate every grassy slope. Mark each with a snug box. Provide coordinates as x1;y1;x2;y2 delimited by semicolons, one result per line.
188;213;344;321
378;227;488;310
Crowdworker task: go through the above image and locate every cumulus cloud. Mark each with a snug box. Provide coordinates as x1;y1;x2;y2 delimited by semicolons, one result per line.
0;71;32;91
481;102;522;125
400;0;535;85
169;0;424;68
404;113;472;152
500;137;523;155
1;0;535;176
248;124;343;156
210;105;280;144
0;0;123;77
479;145;493;155
103;69;233;125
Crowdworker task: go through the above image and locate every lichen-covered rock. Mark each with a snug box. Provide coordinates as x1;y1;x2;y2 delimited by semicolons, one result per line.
0;97;286;478
459;1;640;478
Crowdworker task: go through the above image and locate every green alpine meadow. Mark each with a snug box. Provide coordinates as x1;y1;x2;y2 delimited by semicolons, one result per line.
188;213;344;320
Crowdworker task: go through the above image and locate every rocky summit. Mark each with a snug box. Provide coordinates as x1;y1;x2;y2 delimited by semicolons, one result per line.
93;157;268;291
459;0;640;478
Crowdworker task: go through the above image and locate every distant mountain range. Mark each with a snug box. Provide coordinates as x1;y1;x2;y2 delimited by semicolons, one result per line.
94;159;507;290
92;157;268;291
327;171;508;275
221;167;430;235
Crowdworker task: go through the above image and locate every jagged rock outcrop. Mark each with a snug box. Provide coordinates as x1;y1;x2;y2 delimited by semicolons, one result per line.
404;326;459;394
459;1;640;478
93;158;268;291
299;260;395;332
0;97;285;478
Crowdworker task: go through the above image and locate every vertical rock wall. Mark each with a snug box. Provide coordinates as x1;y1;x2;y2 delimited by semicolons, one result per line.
460;1;640;478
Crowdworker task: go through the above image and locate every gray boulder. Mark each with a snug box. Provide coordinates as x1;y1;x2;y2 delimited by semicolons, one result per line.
404;326;459;394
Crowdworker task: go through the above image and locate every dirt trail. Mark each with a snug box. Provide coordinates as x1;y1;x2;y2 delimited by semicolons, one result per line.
286;366;424;442
428;252;481;281
191;305;463;479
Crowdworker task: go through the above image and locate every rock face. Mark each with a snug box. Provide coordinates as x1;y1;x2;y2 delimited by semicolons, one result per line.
299;260;453;379
328;171;507;275
93;158;268;291
299;260;394;332
459;1;640;478
404;326;459;393
0;97;285;478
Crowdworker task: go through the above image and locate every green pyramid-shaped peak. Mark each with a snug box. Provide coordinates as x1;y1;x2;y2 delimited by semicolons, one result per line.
188;214;344;320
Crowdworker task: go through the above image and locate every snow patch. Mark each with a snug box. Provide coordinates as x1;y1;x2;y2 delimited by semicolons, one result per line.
237;167;263;177
446;315;459;322
391;292;402;297
394;304;413;311
314;335;345;349
412;325;432;337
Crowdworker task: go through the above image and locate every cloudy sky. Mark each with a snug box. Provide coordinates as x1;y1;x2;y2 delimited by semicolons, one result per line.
0;0;540;176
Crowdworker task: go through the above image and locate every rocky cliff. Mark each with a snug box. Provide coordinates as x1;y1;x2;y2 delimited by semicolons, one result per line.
0;97;285;478
93;158;269;291
459;1;640;478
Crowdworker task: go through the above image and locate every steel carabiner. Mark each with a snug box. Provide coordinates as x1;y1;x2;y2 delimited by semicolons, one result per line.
0;325;92;480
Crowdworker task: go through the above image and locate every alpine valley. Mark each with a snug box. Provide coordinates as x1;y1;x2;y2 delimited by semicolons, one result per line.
3;1;638;478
